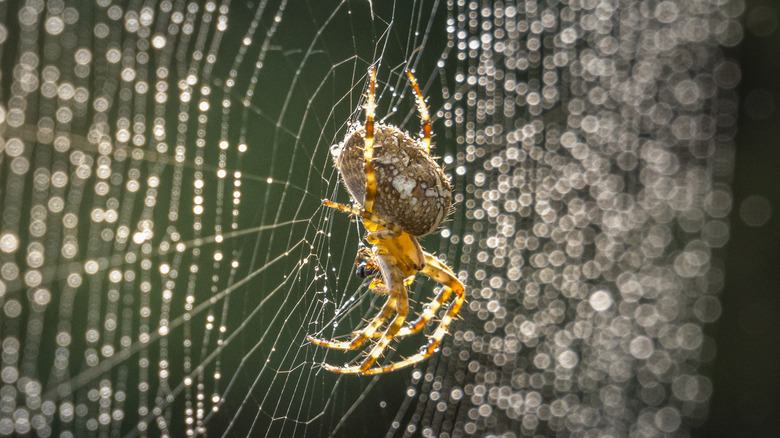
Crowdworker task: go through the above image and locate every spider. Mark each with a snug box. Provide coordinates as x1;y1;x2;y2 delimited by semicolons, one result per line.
308;67;465;375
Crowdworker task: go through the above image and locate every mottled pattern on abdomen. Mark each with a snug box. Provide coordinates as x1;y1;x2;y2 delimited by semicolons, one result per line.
335;125;452;236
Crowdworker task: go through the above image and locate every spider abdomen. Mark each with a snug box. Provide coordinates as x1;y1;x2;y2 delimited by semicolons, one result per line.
335;124;452;236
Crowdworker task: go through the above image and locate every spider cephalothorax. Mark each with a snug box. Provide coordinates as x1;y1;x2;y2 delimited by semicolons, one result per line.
308;67;464;375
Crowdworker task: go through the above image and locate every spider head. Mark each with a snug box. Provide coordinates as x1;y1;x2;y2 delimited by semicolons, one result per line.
355;244;379;278
355;261;378;278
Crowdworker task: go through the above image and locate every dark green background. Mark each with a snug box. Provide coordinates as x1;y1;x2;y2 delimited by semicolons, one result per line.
703;0;780;436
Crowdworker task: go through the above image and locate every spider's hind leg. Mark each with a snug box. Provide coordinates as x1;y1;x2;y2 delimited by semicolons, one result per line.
406;70;431;154
363;66;378;212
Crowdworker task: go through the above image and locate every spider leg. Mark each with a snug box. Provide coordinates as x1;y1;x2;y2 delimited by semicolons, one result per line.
358;253;464;374
406;70;431;154
403;253;458;335
366;252;453;339
322;200;405;236
363;66;377;212
307;287;396;351
319;253;409;374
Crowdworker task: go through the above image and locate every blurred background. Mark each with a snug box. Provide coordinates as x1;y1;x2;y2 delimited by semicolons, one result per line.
0;0;777;437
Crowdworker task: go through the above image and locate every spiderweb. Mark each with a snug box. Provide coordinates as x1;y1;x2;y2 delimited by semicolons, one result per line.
0;0;742;437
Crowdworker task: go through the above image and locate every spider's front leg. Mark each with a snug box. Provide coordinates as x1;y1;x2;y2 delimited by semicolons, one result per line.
306;219;397;351
363;252;458;341
313;253;410;374
366;252;456;339
358;253;465;374
306;285;396;351
402;253;464;335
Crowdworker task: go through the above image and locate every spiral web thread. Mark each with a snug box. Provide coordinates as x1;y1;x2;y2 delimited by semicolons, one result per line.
0;0;740;437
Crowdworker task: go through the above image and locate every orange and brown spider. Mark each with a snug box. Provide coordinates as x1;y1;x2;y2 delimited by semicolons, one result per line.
308;66;465;375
